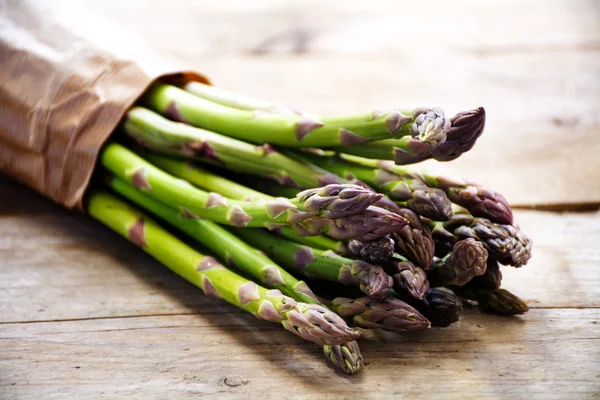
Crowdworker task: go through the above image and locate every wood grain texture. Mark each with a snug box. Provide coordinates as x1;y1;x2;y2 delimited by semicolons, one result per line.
1;0;600;398
1;310;599;399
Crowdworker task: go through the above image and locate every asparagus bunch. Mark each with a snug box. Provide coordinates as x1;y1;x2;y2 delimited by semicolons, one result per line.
102;175;364;373
81;78;536;374
427;210;532;268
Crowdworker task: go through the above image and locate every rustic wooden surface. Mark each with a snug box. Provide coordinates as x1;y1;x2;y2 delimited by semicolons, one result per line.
1;0;600;399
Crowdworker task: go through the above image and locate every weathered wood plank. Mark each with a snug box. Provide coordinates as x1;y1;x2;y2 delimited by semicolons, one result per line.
1;309;598;399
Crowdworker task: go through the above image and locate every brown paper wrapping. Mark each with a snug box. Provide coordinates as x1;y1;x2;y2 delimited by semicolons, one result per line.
0;0;209;210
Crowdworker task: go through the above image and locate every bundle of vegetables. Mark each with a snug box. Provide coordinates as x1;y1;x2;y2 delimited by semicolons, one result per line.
87;81;532;375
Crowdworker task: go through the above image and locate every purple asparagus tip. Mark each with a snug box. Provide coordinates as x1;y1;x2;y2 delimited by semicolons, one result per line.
331;297;430;333
418;287;463;327
298;184;383;218
348;235;396;264
406;188;453;221
430;107;486;162
358;268;394;300
387;259;430;301
323;341;363;375
477;288;529;315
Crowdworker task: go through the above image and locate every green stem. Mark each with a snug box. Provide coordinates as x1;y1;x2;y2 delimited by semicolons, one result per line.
142;152;347;253
141;82;430;147
184;81;301;116
233;228;392;300
100;142;330;229
87;190;359;345
123;107;341;188
335;137;425;162
104;175;318;304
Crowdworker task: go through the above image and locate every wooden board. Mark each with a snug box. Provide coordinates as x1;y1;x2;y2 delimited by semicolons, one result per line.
2;0;600;398
1;310;599;399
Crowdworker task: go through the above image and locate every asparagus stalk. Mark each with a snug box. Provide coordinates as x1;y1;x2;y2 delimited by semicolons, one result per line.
123;107;343;188
104;175;362;374
416;288;463;327
329;297;431;333
139;152;273;201
141;82;451;147
387;258;430;301
139;153;355;253
427;212;532;268
184;81;301;116
101;143;389;239
427;238;488;287
335;107;485;164
232;228;393;300
323;341;364;375
295;153;452;221
339;154;512;224
87;190;359;345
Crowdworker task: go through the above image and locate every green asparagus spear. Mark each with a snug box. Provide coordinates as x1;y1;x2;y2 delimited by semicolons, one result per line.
416;288;463;327
104;174;317;304
87;189;359;345
142;82;451;147
348;235;396;264
461;259;503;291
184;81;301;116
391;207;436;268
477;289;529;315
457;287;529;316
103;174;363;374
123;107;342;188
101;143;390;239
232;228;393;300
387;258;430;301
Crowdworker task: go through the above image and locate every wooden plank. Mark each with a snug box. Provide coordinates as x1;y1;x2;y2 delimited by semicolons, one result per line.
1;309;598;399
89;0;600;55
1;175;598;322
501;210;600;308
